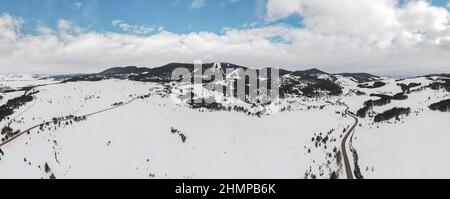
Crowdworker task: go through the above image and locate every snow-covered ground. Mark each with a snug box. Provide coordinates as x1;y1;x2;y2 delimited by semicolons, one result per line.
335;75;450;179
0;78;347;179
348;78;450;179
0;74;54;90
1;74;449;179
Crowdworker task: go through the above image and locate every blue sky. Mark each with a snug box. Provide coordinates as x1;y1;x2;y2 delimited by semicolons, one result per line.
0;0;297;34
0;0;448;35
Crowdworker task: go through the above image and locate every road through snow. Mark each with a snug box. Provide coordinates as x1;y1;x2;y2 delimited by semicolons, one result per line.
341;104;359;179
0;98;136;148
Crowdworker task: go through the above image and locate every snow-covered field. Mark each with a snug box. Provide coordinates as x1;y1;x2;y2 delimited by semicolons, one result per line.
1;74;449;179
337;76;450;179
0;78;347;179
349;78;450;179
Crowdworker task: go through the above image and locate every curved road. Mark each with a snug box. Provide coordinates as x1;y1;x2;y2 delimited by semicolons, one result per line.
2;90;360;180
341;103;359;179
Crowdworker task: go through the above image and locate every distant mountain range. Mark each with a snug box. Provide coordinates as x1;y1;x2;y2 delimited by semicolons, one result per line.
47;62;386;99
89;62;382;83
0;63;370;98
99;66;151;76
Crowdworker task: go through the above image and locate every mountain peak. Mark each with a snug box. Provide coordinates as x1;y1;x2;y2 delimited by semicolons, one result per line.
290;68;328;77
99;66;150;75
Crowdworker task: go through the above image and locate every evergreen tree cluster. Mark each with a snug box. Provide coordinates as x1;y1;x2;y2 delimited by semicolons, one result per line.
397;82;421;93
1;126;20;142
170;127;187;143
62;75;105;83
374;107;411;123
371;93;408;101
358;81;386;89
300;79;343;97
428;79;450;92
0;92;36;122
429;99;450;112
280;76;342;98
356;100;374;118
356;93;408;118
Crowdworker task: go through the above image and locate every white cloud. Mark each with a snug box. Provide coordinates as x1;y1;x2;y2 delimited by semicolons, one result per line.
266;0;450;39
112;20;155;34
266;0;302;22
241;21;260;28
0;13;23;43
1;0;450;76
190;0;205;9
58;19;72;31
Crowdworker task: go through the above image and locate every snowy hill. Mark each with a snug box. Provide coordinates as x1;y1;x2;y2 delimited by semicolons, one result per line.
336;73;382;83
290;68;328;77
1;64;449;179
99;66;152;76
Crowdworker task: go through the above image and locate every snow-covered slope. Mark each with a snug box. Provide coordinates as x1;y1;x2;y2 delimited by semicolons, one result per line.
0;78;349;179
1;69;450;179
